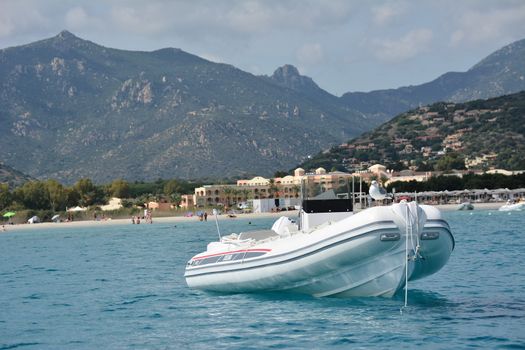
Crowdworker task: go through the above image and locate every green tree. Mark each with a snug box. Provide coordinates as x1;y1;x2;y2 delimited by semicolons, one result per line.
164;179;182;197
65;187;81;208
274;170;288;178
109;179;130;198
222;187;234;206
74;178;105;206
0;183;12;210
170;193;182;206
268;179;279;198
435;152;466;171
45;179;67;211
15;181;50;210
240;189;252;202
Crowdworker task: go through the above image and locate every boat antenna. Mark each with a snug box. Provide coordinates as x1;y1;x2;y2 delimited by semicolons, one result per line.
359;175;363;210
298;178;305;230
352;175;355;211
212;208;222;240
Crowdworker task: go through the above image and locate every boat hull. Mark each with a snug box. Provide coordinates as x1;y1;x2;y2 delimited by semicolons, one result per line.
499;203;525;211
185;204;454;298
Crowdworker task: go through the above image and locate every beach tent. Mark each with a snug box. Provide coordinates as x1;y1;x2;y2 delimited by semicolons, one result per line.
28;216;40;224
67;206;87;212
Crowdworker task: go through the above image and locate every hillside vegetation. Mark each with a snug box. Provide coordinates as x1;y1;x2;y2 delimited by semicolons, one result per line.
301;91;525;172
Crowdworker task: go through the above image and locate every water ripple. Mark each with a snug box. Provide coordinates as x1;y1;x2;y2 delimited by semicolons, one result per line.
0;213;524;349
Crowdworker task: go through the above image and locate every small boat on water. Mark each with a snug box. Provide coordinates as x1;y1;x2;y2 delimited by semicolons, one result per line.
185;180;454;298
499;200;525;211
458;202;474;210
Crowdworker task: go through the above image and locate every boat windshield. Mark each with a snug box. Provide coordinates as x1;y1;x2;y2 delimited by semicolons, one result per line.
301;177;353;213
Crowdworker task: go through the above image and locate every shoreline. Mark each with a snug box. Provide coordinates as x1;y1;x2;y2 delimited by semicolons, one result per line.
1;202;507;232
1;211;293;232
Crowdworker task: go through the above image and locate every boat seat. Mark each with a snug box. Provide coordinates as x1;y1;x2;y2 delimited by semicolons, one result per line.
238;230;279;242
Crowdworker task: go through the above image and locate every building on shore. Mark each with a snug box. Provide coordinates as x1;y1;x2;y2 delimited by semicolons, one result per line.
182;164;525;210
188;167;354;209
146;201;174;211
180;194;195;210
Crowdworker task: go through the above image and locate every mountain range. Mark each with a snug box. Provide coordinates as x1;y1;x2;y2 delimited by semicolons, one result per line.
339;38;525;121
1;31;524;184
0;31;366;184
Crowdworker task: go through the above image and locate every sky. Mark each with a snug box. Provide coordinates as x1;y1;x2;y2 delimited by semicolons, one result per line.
1;0;525;96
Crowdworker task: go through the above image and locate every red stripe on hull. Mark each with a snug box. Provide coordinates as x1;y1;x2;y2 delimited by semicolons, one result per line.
193;248;272;260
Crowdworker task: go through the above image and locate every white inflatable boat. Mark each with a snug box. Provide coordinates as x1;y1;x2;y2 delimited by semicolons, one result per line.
185;183;454;298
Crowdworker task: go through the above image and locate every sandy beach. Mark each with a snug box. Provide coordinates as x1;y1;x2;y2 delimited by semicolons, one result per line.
1;201;507;233
1;211;294;232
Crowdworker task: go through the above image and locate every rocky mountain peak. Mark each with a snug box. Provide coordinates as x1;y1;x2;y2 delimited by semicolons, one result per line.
41;30;103;54
271;64;304;84
56;30;77;40
272;64;301;80
270;64;323;95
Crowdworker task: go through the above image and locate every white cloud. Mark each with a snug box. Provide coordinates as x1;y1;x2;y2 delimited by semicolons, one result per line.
220;0;355;35
225;1;276;33
374;28;434;62
296;43;324;66
110;4;171;35
0;0;48;38
65;7;89;29
1;0;524;94
450;4;525;47
372;2;406;26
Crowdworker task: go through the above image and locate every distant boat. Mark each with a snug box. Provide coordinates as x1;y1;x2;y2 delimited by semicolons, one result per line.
458;202;474;210
185;180;454;298
499;200;525;211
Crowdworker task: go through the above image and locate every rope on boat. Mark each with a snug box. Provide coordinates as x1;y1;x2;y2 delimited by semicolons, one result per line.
401;201;420;313
403;204;410;311
213;209;222;241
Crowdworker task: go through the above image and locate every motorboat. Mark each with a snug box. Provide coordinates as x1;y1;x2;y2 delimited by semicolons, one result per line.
458;202;474;210
498;200;525;211
185;180;454;298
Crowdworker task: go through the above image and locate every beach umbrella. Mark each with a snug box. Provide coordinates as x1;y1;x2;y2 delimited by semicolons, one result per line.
51;214;60;222
2;211;16;218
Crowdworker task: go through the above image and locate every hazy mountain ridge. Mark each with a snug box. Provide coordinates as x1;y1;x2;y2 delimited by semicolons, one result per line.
340;38;525;121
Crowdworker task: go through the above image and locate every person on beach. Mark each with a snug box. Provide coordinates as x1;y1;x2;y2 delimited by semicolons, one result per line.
204;212;208;221
131;216;135;224
146;210;153;224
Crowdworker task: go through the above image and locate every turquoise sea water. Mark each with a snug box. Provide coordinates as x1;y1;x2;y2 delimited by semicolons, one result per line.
1;210;524;349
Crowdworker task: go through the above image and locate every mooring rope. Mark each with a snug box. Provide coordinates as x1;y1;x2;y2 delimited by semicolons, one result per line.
404;205;410;310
